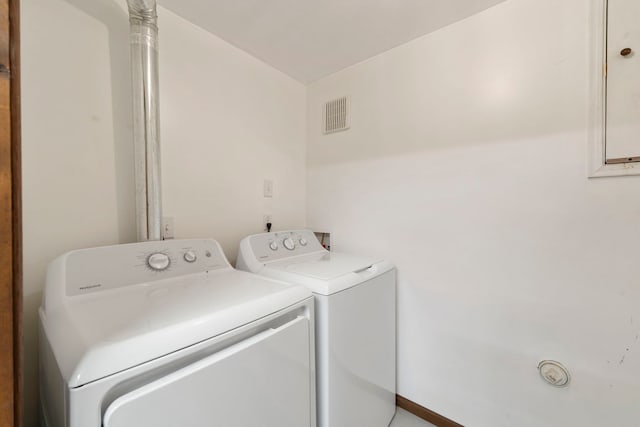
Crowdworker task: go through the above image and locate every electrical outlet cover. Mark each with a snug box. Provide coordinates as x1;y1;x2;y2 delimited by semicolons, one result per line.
162;217;175;239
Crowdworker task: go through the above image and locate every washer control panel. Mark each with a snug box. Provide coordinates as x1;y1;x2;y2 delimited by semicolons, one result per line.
249;230;324;263
65;239;230;296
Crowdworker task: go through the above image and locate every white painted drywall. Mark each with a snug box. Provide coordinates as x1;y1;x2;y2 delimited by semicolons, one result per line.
22;1;134;425
306;0;640;426
21;1;306;425
159;7;307;257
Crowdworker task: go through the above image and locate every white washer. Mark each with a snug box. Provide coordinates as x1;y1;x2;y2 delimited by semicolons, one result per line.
236;230;396;427
39;238;316;427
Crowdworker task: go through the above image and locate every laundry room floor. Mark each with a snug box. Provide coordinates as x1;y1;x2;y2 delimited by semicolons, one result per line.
390;408;437;427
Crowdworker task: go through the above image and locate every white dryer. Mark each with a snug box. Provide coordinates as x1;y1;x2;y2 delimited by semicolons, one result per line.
39;238;316;427
236;230;396;427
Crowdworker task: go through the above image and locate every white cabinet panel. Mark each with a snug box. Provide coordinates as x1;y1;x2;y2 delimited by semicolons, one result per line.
103;316;312;427
606;0;640;161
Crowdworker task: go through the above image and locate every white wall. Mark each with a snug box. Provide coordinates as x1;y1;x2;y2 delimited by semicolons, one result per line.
21;1;306;425
306;0;640;426
22;1;134;425
159;7;307;260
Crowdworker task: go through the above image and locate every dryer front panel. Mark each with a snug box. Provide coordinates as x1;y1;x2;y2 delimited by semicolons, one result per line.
102;316;312;427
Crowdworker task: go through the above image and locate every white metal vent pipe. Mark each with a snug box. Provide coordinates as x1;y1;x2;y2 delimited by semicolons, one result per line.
127;0;162;241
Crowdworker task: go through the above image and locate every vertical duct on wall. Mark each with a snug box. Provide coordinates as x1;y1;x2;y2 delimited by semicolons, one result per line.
127;0;162;241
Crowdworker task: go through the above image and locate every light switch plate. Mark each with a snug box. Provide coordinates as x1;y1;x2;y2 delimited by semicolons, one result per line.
263;179;274;198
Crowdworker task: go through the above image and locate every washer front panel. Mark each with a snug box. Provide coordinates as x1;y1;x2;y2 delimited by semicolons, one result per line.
318;270;396;427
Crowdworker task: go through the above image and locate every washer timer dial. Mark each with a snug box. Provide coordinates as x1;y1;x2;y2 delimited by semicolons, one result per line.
147;253;170;271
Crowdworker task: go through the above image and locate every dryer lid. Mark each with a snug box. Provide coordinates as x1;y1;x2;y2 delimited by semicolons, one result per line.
41;268;311;388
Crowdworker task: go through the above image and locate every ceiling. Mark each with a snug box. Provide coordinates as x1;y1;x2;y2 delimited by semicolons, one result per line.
158;0;507;83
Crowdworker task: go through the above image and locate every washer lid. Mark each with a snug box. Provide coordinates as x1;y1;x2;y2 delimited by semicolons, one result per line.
264;252;393;295
274;252;379;280
40;268;311;388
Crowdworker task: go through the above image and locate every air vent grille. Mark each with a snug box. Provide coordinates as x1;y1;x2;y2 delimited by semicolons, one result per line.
323;96;350;134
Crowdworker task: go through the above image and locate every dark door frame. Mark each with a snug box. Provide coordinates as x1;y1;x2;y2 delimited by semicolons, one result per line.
0;0;21;425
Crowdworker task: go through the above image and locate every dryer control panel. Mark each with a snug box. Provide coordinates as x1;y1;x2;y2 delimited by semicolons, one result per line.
244;230;325;264
62;239;230;296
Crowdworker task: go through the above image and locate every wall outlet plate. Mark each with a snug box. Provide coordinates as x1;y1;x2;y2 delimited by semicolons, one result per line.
162;217;175;240
263;215;272;231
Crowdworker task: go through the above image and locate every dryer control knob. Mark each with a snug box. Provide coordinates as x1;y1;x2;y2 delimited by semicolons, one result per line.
184;250;197;263
269;241;279;251
299;238;307;246
283;238;296;250
148;253;170;271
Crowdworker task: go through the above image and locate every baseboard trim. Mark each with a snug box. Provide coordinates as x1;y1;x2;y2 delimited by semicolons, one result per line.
396;395;464;427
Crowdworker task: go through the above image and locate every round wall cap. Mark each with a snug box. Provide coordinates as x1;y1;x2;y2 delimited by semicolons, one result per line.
538;360;570;387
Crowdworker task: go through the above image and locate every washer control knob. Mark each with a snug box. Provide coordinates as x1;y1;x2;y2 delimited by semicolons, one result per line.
148;253;170;271
283;237;296;250
269;241;279;251
299;238;307;246
184;250;197;263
